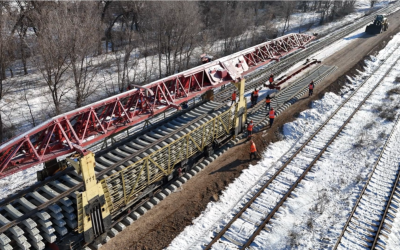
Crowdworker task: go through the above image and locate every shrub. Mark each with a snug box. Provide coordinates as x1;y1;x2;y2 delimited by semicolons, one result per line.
386;87;400;96
379;109;396;122
288;229;301;247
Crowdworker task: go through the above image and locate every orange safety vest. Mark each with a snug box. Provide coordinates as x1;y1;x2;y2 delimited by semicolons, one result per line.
232;92;236;100
309;83;314;90
247;123;253;131
269;110;275;119
269;76;273;83
266;98;271;103
250;142;257;153
253;90;259;96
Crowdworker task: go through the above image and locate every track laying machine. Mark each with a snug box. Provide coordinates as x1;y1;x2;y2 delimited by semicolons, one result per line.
0;81;248;250
0;33;316;250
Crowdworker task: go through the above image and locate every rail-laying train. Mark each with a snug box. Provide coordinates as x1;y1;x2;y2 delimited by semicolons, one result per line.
0;33;315;250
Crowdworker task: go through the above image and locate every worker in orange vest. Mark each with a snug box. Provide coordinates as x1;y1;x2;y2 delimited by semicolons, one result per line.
250;139;258;160
252;88;261;107
269;107;275;128
247;120;254;137
269;74;274;85
231;91;237;106
265;94;271;110
309;80;314;97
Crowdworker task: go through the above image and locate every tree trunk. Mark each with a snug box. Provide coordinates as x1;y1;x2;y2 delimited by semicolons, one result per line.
19;33;28;75
0;112;3;143
1;64;5;80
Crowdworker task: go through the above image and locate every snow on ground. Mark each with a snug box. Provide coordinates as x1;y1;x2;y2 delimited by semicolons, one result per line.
168;88;342;250
251;37;400;250
168;31;400;249
0;0;397;204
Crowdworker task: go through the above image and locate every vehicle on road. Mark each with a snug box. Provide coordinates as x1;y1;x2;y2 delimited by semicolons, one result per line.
365;14;389;34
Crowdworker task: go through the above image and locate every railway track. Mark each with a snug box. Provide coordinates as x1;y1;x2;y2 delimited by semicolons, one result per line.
214;1;400;103
0;102;230;250
202;40;400;250
333;113;400;249
0;3;399;249
246;64;337;127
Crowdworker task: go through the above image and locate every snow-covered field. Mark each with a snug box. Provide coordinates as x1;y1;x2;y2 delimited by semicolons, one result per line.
168;31;400;249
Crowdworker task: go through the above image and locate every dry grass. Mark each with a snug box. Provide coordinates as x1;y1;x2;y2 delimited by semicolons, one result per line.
379;109;397;122
288;229;301;247
307;217;314;231
355;174;363;184
353;131;370;149
386;87;400;96
363;122;375;130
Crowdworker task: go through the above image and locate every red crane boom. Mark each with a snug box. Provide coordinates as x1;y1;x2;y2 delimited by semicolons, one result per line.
0;33;314;178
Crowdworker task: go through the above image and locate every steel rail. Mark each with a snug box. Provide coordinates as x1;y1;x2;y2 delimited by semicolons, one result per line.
215;1;399;103
0;100;207;211
333;118;400;250
249;66;336;127
0;103;227;235
371;150;400;249
95;102;227;178
205;68;363;249
241;42;400;250
205;41;400;250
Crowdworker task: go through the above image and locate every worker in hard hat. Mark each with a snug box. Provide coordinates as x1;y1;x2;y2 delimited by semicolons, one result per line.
269;107;275;128
250;139;258;160
247;120;254;137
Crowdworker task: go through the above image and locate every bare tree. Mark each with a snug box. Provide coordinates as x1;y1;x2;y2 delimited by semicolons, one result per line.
140;1;202;77
319;0;333;25
370;0;380;8
20;83;36;127
281;2;296;36
0;2;18;141
31;3;72;115
66;2;103;108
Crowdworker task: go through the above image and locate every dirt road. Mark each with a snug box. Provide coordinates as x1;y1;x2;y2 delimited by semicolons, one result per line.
100;10;400;250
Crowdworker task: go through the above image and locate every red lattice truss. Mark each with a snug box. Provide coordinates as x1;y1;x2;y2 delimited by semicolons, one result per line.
0;33;314;178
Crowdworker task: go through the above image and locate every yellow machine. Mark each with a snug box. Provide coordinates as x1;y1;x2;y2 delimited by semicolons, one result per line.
232;78;247;137
66;146;112;245
41;79;247;248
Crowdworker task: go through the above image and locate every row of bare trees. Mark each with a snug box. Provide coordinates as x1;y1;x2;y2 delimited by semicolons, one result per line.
0;1;362;142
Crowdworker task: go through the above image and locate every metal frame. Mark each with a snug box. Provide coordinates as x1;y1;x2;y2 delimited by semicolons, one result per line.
101;107;232;212
0;33;314;178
